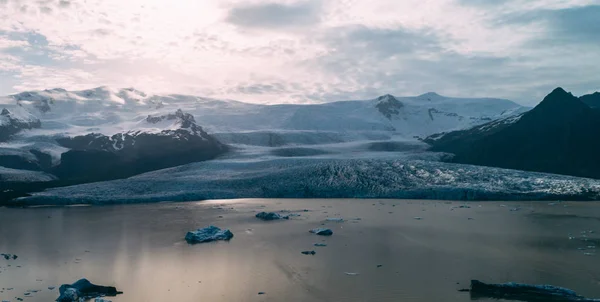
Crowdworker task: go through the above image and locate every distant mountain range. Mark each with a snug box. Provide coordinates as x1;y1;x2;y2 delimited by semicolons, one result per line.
0;87;527;201
426;88;600;179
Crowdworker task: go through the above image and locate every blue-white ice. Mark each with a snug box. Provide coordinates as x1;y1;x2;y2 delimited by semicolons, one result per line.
185;226;234;244
17;155;600;204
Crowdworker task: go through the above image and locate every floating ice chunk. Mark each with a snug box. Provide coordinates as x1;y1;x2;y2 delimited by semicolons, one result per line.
309;228;333;236
414;217;423;220
301;251;316;255
95;298;112;302
185;226;233;244
0;254;16;260
56;279;121;302
255;212;289;221
469;280;600;301
344;272;359;276
326;218;344;222
314;243;327;247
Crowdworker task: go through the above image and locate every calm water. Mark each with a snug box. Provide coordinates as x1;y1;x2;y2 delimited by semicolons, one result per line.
1;199;599;302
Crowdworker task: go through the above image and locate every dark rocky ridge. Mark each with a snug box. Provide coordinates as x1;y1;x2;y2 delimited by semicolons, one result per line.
53;109;228;183
580;92;600;109
426;88;600;179
375;94;404;119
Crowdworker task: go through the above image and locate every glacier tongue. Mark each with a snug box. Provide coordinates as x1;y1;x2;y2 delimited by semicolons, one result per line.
18;158;600;204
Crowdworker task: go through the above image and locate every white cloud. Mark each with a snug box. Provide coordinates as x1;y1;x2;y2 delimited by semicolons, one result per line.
0;37;29;50
0;0;598;105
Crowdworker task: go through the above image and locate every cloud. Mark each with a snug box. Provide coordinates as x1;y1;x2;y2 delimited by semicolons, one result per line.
503;5;600;46
0;37;29;50
0;0;598;105
225;1;322;29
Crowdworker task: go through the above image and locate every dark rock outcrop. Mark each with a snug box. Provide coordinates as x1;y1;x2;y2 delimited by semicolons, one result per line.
426;88;600;179
375;94;404;119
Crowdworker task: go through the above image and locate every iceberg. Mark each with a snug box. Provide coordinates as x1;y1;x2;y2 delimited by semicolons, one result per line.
185;226;234;244
468;280;600;301
255;212;289;221
56;279;121;302
310;228;333;236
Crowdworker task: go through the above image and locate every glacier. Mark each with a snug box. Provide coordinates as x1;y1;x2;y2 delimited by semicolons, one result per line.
7;86;599;205
17;156;600;204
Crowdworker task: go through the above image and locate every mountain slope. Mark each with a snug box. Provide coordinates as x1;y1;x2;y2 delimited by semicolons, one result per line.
0;107;40;142
580;92;600;109
52;109;227;183
426;88;600;179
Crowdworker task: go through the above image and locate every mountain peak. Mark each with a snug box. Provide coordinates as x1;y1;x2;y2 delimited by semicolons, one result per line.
548;87;570;97
538;87;580;107
417;92;444;101
527;87;589;120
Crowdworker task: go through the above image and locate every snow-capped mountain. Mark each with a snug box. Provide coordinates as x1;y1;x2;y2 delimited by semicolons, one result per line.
1;87;527;140
0;86;531;202
0;107;41;142
426;88;600;179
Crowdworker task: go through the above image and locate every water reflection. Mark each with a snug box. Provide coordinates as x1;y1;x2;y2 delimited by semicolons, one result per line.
1;199;599;302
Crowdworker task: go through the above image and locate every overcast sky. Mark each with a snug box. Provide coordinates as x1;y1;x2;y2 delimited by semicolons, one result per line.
0;0;598;105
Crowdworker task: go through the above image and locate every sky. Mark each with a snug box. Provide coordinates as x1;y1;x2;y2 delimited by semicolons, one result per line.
0;0;598;106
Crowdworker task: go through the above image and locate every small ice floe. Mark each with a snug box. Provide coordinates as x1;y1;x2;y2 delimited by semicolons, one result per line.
0;254;17;260
95;298;112;302
414;217;423;220
56;279;122;302
301;251;316;255
509;207;520;212
344;272;359;276
548;202;557;206
452;205;471;210
48;286;56;290
314;243;327;247
258;292;265;295
309;228;333;236
467;280;600;301
326;218;344;222
185;226;234;244
255;212;289;221
583;253;596;256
